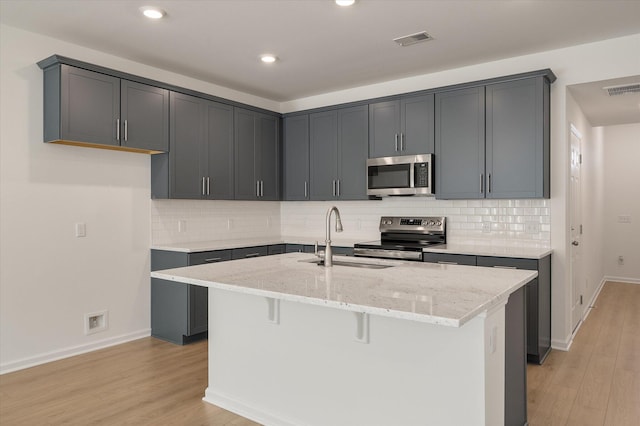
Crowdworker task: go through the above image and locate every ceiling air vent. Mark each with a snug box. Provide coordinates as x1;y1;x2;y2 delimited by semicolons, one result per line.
603;83;640;96
393;31;433;47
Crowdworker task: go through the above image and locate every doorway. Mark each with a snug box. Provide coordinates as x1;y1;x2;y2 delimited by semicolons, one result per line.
569;124;584;333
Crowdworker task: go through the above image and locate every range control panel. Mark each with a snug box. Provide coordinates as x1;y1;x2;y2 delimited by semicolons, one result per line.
379;216;446;233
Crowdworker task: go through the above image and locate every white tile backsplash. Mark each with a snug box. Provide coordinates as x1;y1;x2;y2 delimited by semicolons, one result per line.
152;197;551;248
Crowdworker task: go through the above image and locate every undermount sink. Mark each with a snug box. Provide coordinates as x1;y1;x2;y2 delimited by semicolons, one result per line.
299;257;396;269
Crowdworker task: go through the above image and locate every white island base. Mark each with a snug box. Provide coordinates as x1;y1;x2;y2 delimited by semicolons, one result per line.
203;288;506;426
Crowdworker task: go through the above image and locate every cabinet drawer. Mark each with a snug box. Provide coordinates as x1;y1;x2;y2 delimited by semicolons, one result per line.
232;246;269;260
423;253;477;266
189;250;232;265
476;256;537;271
268;244;286;255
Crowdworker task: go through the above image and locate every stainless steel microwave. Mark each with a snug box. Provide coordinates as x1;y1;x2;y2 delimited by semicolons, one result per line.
367;154;434;196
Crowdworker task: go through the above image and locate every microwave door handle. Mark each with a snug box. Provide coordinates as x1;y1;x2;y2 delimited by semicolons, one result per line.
409;162;415;188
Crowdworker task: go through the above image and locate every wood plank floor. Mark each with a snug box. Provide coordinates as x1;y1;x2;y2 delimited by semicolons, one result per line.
1;281;638;425
527;281;640;426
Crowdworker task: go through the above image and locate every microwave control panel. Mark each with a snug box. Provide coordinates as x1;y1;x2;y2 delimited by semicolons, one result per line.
414;163;430;187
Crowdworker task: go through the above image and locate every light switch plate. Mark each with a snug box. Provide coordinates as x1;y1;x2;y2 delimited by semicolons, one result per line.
75;223;86;237
618;215;631;223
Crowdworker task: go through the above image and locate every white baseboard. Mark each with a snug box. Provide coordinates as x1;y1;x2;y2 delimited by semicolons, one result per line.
0;329;151;375
204;388;300;426
604;276;640;285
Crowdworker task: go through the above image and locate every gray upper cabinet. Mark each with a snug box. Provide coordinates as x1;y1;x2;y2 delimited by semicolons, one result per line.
435;86;486;199
234;108;279;200
436;75;551;199
283;115;310;200
486;77;550;198
154;92;233;199
310;105;368;200
42;63;168;153
369;94;434;158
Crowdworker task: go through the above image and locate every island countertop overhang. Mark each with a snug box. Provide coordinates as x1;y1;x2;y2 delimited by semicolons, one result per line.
151;252;537;327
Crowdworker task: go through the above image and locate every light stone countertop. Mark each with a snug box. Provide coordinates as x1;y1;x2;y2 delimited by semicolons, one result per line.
150;236;364;253
423;243;552;259
151;252;537;327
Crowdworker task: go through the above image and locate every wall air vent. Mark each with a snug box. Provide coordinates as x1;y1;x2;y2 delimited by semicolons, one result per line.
603;83;640;96
393;31;433;47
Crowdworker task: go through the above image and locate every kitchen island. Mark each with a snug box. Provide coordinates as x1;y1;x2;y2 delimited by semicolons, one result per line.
151;252;537;426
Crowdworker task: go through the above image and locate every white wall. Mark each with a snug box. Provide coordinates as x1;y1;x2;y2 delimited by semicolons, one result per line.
603;123;640;282
0;24;277;374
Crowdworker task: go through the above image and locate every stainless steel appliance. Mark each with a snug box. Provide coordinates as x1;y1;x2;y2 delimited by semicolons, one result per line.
367;154;434;196
354;216;446;261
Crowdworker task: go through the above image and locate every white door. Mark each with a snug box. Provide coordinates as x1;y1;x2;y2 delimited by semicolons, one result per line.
570;124;584;332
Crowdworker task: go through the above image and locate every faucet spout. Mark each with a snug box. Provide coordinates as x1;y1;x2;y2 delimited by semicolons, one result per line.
325;206;343;267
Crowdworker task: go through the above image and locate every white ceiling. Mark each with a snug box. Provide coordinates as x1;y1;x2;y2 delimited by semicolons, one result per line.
1;0;640;124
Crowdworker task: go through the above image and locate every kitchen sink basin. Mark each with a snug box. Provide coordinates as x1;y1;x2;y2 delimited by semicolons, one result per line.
299;257;396;269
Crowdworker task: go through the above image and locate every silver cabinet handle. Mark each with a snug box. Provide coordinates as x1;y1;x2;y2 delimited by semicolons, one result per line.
245;253;261;258
206;177;210;195
124;119;128;142
395;133;399;151
204;257;222;263
400;133;404;151
337;179;340;197
116;119;120;141
437;261;459;265
304;181;308;198
202;177;206;195
332;180;336;197
256;180;260;197
261;180;264;197
480;174;484;194
492;265;517;269
488;173;492;193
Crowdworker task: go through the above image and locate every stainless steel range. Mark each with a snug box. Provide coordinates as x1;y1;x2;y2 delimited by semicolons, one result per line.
354;216;446;261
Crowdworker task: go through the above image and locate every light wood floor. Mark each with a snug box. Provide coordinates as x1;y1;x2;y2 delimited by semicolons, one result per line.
1;281;638;425
527;281;640;426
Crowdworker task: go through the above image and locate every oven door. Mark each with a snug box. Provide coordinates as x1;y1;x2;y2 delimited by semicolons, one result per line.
367;154;433;196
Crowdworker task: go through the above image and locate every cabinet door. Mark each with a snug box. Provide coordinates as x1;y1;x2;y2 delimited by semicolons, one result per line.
234;108;258;200
169;92;206;199
231;246;269;260
310;110;338;200
188;285;208;335
401;94;434;155
205;101;234;199
60;65;120;146
120;80;169;152
486;77;546;198
256;113;279;200
435;87;485;199
337;105;368;200
369;100;400;158
283;115;310;200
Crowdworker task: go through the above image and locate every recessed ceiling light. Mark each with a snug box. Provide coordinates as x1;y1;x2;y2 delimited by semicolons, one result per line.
260;54;278;64
140;6;166;19
335;0;356;6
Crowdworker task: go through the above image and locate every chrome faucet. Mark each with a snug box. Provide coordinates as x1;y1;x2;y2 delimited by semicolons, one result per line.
324;206;343;267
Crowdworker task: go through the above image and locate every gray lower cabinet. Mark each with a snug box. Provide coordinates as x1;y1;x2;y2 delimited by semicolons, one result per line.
309;105;368;200
151;92;234;199
283;115;310;200
151;249;232;345
477;255;551;364
234;108;279;200
41;63;169;152
505;284;527;426
368;94;434;158
424;252;552;364
435;76;551;199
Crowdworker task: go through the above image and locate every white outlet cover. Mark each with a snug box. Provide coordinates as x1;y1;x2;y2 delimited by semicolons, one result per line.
75;222;86;237
84;310;108;335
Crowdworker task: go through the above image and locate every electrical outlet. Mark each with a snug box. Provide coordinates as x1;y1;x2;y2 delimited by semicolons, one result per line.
178;220;187;233
618;255;624;265
482;222;491;233
84;311;108;335
525;222;540;234
227;219;233;229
